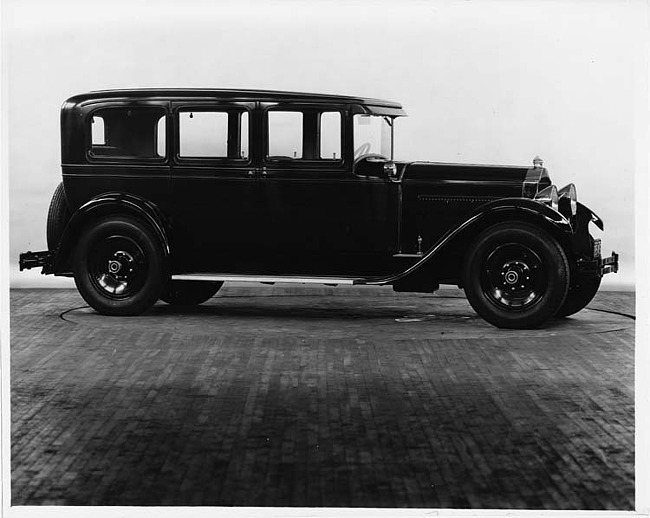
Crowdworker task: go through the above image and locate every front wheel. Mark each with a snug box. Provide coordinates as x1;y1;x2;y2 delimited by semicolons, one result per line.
463;222;569;329
161;280;223;306
555;274;601;318
73;216;166;315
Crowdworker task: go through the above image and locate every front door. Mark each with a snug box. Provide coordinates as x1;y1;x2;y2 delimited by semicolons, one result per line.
255;103;399;277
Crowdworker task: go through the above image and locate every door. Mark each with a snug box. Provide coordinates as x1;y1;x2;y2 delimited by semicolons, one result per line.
169;101;259;273
256;104;399;277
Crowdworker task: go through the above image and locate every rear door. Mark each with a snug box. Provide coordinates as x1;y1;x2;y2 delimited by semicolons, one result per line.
169;101;258;273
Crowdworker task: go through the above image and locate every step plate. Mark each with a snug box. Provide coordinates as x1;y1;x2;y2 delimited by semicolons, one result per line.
172;274;358;285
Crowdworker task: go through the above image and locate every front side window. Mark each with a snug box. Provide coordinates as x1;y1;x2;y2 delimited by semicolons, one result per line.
266;109;343;162
268;111;303;159
320;112;341;160
90;107;166;159
178;110;249;159
353;114;393;160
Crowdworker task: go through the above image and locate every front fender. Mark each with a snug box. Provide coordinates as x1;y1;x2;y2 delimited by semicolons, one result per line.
51;192;171;274
367;198;574;285
576;202;604;231
465;197;574;232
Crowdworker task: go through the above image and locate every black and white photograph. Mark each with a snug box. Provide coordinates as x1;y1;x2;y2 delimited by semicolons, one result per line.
2;0;647;515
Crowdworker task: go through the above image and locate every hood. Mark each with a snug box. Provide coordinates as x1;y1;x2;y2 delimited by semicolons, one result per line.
398;161;531;199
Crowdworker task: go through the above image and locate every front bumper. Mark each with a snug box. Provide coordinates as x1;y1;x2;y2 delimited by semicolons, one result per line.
19;250;53;272
577;239;619;276
597;252;619;275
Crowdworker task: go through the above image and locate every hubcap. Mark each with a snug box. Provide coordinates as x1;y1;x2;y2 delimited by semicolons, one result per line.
504;269;519;285
88;235;147;299
482;243;546;310
108;260;122;274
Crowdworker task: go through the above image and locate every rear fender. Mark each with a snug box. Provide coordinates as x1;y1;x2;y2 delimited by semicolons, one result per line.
51;192;171;274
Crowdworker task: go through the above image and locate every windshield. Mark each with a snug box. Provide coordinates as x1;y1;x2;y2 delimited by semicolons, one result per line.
353;115;393;160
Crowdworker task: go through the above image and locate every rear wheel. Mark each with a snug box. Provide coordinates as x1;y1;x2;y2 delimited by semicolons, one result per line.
73;216;165;315
161;280;223;306
47;182;71;249
463;222;569;329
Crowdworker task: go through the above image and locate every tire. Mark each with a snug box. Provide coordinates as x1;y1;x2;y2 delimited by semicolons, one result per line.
73;216;165;315
555;274;601;318
47;182;71;250
161;280;223;306
462;222;569;329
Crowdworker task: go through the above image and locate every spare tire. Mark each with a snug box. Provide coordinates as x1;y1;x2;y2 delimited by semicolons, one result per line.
47;182;71;249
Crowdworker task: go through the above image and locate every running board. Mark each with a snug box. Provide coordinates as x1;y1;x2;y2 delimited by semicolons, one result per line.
172;273;358;285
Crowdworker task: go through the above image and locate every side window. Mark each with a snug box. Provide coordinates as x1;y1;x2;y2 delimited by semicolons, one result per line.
320;112;341;160
91;116;105;145
268;111;302;159
157;116;166;157
90;107;166;159
179;111;228;157
240;112;249;159
179;110;249;159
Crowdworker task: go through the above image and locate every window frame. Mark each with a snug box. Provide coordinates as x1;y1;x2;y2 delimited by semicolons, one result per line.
352;113;395;162
86;103;170;164
262;103;346;169
172;103;253;166
319;111;343;161
266;110;304;160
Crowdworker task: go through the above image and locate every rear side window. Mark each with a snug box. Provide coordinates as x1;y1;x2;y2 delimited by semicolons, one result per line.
180;112;228;157
90;107;166;159
178;110;249;159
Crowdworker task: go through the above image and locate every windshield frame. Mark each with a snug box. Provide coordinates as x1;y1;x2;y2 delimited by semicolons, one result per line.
353;114;395;161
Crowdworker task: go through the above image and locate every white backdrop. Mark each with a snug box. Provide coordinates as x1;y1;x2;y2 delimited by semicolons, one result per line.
5;0;644;289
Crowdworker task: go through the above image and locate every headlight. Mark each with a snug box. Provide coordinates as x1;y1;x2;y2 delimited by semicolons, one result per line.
535;184;558;212
558;183;577;218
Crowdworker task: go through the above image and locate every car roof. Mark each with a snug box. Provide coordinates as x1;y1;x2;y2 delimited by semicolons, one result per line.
65;88;405;111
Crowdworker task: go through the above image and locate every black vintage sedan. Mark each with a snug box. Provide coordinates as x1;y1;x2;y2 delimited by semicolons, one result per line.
19;89;618;328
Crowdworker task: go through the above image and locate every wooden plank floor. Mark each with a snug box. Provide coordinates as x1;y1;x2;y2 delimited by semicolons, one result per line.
10;286;635;508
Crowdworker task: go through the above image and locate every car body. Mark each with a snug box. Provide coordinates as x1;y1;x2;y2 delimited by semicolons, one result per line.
19;88;618;328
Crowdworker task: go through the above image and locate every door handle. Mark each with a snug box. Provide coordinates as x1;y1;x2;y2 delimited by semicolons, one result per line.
247;170;255;178
261;168;268;178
